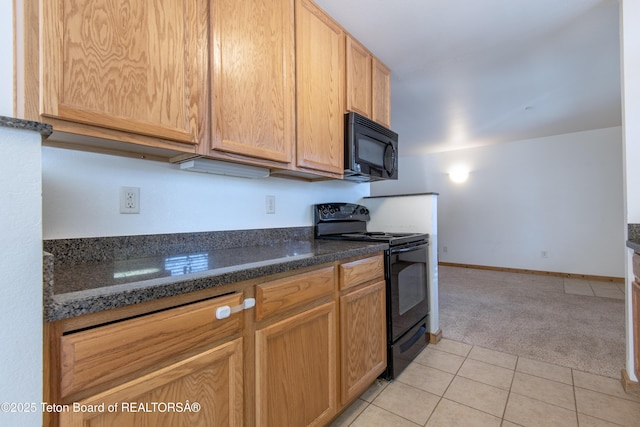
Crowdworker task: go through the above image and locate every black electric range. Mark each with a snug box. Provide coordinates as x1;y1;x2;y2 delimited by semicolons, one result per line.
314;203;430;379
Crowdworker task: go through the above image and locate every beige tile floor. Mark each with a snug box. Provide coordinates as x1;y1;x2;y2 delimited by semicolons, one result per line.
563;278;625;299
330;338;640;427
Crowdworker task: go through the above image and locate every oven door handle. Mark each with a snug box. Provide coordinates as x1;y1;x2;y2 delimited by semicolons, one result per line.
391;244;428;254
399;324;427;353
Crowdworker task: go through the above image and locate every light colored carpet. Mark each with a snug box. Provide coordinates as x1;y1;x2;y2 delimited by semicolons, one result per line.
438;265;626;379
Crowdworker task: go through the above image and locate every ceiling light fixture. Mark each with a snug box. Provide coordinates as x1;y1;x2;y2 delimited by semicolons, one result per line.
179;158;270;179
449;165;470;183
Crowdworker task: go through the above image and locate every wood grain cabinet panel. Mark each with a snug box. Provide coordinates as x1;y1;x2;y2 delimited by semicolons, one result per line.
60;293;243;399
346;36;372;118
295;0;345;175
339;254;385;291
255;266;335;321
339;280;386;405
255;302;337;427
211;0;295;163
59;338;243;427
633;254;640;282
39;0;208;147
634;279;640;380
372;58;391;128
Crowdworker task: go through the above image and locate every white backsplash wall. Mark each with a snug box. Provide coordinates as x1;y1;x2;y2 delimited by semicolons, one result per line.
372;126;625;278
42;147;370;239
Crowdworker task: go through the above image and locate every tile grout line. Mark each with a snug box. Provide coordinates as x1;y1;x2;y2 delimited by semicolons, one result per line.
421;342;472;426
347;337;632;427
500;354;519;425
572;369;580;426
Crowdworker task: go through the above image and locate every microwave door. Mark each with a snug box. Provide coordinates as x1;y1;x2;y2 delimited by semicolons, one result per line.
356;135;395;177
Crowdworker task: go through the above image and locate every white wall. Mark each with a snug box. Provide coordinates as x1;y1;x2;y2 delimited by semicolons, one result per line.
622;0;640;223
0;3;44;426
42;147;370;239
372;126;625;277
621;0;640;384
0;127;43;427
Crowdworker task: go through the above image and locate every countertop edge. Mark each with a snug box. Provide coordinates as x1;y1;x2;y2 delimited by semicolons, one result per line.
0;116;52;137
626;240;640;253
45;242;387;322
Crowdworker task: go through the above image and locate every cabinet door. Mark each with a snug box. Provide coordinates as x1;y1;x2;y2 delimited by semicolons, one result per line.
59;338;243;427
211;0;294;163
346;36;372;118
372;58;391;128
255;302;337;427
41;0;207;145
340;280;386;405
295;0;345;175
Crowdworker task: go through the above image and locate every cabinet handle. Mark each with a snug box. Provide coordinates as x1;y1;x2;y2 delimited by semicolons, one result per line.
215;298;256;320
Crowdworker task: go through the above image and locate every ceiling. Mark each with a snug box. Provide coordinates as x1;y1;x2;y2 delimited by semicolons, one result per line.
315;0;622;155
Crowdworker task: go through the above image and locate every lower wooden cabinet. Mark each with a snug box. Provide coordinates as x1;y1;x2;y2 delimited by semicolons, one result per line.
59;339;243;427
634;279;640;379
46;254;386;427
255;302;337;427
633;253;640;380
339;280;386;405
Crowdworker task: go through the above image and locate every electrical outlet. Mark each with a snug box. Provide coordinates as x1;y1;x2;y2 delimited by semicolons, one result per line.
541;250;549;258
266;195;275;214
120;187;140;214
443;246;448;253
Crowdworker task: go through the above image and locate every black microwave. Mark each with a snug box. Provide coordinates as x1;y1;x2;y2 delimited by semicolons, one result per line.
344;112;398;182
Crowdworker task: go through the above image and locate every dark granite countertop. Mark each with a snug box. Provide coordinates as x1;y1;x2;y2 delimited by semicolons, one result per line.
43;228;387;322
0;115;52;137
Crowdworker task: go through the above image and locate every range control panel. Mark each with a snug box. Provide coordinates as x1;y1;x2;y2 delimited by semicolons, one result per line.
314;203;370;222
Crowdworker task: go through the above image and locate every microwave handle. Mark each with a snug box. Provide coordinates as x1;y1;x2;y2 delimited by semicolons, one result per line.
384;143;397;176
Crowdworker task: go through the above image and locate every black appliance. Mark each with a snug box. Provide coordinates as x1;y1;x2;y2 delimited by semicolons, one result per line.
314;203;429;379
344;112;398;182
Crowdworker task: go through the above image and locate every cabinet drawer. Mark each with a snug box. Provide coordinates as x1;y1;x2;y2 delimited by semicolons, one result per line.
60;292;243;399
339;254;385;290
633;253;640;281
256;266;335;321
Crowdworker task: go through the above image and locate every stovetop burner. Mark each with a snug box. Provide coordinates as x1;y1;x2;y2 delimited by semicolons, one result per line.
314;203;428;247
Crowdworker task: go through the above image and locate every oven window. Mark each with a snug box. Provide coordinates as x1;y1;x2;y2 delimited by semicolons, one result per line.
398;263;427;315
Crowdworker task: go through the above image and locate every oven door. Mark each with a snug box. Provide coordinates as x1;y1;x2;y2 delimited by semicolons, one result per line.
389;243;429;342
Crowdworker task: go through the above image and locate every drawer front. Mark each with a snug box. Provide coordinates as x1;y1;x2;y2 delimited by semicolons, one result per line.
339;254;385;291
256;266;335;321
60;292;243;399
633;253;640;281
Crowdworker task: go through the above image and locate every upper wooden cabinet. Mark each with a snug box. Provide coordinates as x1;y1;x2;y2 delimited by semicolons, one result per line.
210;0;295;164
372;58;392;128
346;37;372;118
295;0;345;176
21;0;209;153
346;35;391;128
16;0;391;177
